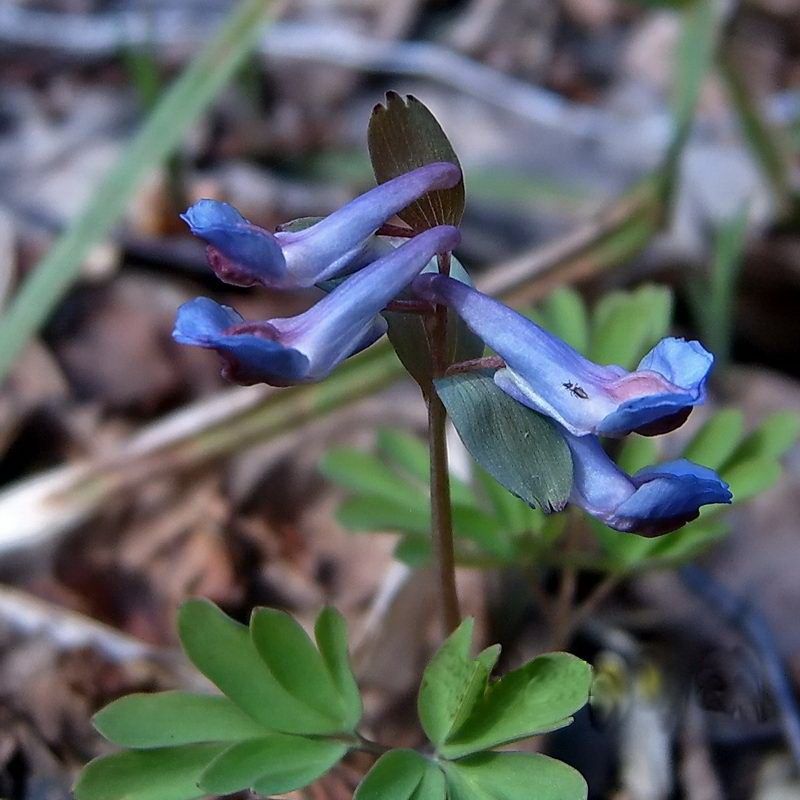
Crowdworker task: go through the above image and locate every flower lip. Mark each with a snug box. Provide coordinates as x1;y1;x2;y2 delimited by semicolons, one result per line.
564;432;732;537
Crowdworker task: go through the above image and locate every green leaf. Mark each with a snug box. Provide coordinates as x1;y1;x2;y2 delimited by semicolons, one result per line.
368;92;464;232
0;0;275;383
590;518;656;570
441;652;592;758
74;744;227;800
590;286;672;368
385;256;484;387
418;619;501;747
728;410;800;464
616;435;659;475
337;495;430;535
642;520;730;564
722;457;782;503
435;371;572;512
377;428;477;507
537;288;589;353
93;691;269;748
315;607;363;730
177;599;339;734
395;535;432;566
320;448;425;507
356;749;444;800
476;469;531;535
443;751;587;800
199;734;347;795
250;608;347;724
682;409;744;470
452;505;512;558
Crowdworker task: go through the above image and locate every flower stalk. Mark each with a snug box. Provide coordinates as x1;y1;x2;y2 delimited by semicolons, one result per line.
427;251;461;635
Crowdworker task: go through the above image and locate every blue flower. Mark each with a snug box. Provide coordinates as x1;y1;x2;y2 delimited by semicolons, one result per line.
412;275;713;438
564;432;732;535
182;163;461;290
173;226;460;386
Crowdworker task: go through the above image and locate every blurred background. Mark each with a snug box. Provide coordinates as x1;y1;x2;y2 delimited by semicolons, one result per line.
1;0;800;798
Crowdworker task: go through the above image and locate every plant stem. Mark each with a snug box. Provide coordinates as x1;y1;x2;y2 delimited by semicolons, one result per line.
427;251;460;636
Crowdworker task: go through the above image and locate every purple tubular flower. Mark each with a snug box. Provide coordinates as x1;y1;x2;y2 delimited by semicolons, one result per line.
412;275;713;438
181;163;462;290
565;432;732;536
173;225;461;386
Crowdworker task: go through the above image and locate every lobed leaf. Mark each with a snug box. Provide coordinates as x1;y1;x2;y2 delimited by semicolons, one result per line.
722;457;782;503
177;599;341;734
443;751;587;800
199;734;346;795
418;619;500;747
74;744;227;800
315;607;363;730
250;608;347;723
93;691;269;748
537;287;589;353
355;749;444;800
435;371;572;513
440;652;592;758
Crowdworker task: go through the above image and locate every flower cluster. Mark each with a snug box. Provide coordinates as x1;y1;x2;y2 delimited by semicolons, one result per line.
174;163;730;536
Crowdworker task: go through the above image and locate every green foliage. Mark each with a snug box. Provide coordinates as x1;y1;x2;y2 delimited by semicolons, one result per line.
356;621;590;800
368;91;465;231
76;603;361;800
435;370;573;513
322;426;556;566
81;604;590;800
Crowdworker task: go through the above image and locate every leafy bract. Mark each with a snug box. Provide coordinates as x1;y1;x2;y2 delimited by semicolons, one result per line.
436;370;572;513
93;692;269;748
74;744;227;800
355;749;445;800
443;751;587;800
368;92;464;231
199;734;347;795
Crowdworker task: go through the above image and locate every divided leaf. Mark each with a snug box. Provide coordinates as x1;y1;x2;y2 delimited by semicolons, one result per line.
355;749;445;800
199;734;347;796
315;606;363;730
74;744;227;800
418;619;500;747
683;409;744;469
250;608;349;724
436;370;572;512
368;91;465;231
443;751;587;800
440;652;592;759
93;692;269;748
177;599;341;734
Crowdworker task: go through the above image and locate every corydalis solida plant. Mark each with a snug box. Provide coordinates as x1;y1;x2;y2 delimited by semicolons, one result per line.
78;93;730;800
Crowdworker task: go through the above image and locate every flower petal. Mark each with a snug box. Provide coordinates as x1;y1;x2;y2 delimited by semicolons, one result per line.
563;432;731;536
181;200;287;287
173;298;309;386
278;163;461;286
413;275;710;438
275;225;460;380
